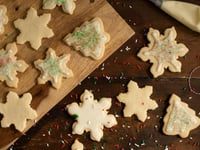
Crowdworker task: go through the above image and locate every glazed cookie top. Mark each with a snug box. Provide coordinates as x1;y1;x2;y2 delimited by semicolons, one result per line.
64;17;110;60
43;0;76;15
0;43;28;88
137;27;189;78
0;5;8;34
0;91;37;132
66;90;117;142
163;94;200;138
34;48;73;89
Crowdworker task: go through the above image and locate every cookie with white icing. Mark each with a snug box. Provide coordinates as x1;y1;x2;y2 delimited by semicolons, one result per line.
43;0;76;15
34;48;73;89
163;94;200;138
64;17;110;60
0;43;28;88
66;90;117;142
137;27;188;78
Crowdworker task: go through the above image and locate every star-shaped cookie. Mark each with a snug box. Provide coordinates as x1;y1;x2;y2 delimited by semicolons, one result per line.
0;91;37;132
0;43;28;88
64;17;110;60
43;0;76;15
0;5;8;34
163;94;200;138
137;27;189;78
14;7;54;50
66;90;117;142
117;80;158;122
34;48;73;89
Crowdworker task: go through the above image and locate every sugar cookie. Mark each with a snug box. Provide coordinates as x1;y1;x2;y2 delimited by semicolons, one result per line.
0;5;8;34
43;0;76;15
117;80;158;122
0;43;28;88
34;48;73;89
66;90;117;142
163;94;200;138
71;139;84;150
14;7;54;50
0;91;37;132
137;27;189;78
64;17;110;60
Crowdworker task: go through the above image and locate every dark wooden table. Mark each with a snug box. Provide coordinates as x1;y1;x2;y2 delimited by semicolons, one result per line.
10;0;200;149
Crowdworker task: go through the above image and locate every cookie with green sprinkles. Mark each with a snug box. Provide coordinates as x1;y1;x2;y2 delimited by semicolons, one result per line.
163;94;200;138
34;48;73;89
0;43;28;88
43;0;76;15
64;17;110;60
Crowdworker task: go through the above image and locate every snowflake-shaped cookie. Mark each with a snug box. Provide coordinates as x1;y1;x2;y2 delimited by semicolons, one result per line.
64;17;110;60
66;90;117;142
14;7;54;50
117;80;158;122
137;27;189;78
43;0;76;15
0;5;8;34
0;91;37;132
163;94;200;138
0;43;28;88
34;48;73;89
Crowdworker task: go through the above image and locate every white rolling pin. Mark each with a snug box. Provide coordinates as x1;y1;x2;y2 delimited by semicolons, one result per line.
149;0;200;33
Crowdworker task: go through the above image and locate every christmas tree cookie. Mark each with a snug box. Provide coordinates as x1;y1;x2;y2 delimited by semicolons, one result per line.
64;17;110;60
163;94;200;138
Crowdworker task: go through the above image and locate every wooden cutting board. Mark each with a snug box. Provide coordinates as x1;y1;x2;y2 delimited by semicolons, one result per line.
0;0;134;149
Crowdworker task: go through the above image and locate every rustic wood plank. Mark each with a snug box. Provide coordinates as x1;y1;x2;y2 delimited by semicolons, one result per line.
0;0;134;149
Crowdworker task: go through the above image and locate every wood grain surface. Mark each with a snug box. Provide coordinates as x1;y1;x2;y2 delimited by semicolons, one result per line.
0;0;134;149
4;0;200;150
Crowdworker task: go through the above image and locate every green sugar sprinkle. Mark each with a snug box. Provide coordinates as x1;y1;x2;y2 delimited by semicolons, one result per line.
57;0;65;3
93;145;97;150
136;129;140;133
73;114;79;118
41;58;62;76
72;28;100;49
44;0;65;6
